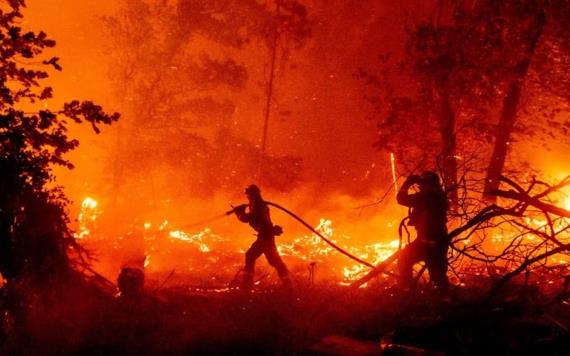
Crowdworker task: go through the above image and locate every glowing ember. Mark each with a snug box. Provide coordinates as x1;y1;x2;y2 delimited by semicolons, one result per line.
159;220;169;231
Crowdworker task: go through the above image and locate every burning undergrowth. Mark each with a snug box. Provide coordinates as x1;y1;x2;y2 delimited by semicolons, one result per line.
70;176;570;298
72;192;405;289
4;181;570;355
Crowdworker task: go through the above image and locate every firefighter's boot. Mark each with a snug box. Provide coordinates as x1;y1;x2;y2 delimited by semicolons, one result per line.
281;275;293;292
241;272;254;291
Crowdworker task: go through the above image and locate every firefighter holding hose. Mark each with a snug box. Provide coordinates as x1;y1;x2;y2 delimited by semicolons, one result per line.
397;171;450;290
229;184;292;290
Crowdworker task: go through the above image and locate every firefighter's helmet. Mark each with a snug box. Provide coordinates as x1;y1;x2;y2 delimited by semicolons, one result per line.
245;184;261;195
420;171;440;186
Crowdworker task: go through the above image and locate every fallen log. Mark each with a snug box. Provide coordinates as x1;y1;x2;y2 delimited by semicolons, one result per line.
348;250;402;289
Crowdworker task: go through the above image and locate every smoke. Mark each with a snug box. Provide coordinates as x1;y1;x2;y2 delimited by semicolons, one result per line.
23;1;417;202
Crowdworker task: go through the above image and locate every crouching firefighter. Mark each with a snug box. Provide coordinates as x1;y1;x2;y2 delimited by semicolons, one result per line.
229;184;292;290
397;171;450;290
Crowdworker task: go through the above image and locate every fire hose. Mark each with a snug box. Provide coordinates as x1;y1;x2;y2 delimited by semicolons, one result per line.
227;201;375;269
176;200;401;287
267;201;376;269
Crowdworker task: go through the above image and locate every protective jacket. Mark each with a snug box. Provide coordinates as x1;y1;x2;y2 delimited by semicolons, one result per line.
396;177;450;288
397;184;448;244
236;200;275;238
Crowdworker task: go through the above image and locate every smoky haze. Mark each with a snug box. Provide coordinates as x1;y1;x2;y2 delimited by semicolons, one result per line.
23;0;569;220
23;1;419;201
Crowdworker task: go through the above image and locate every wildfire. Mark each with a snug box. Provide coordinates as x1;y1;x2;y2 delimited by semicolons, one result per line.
72;198;402;284
72;190;570;288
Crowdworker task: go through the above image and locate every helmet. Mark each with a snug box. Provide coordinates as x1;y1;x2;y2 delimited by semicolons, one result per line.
420;171;440;185
245;184;261;195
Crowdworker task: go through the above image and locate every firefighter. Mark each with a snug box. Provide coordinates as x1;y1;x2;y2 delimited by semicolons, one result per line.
232;184;291;290
396;171;450;290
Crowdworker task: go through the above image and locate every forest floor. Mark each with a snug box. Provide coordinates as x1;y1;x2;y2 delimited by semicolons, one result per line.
2;271;570;355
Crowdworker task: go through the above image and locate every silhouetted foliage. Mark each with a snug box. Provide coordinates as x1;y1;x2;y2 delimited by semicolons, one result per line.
0;1;119;281
362;0;570;196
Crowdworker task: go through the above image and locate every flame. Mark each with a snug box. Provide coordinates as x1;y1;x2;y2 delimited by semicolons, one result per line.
278;218;400;282
82;197;98;210
74;197;100;239
71;182;570;288
73;192;568;287
73;199;400;283
169;229;212;252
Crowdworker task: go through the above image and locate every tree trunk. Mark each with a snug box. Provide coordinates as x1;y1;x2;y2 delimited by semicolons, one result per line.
483;11;546;202
483;83;523;202
259;0;281;184
440;93;458;205
432;0;458;205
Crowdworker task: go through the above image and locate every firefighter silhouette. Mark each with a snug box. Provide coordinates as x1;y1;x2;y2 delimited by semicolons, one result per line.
232;184;291;290
397;171;450;289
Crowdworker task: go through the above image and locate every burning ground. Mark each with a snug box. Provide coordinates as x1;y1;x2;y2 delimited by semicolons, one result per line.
32;181;568;355
71;194;406;288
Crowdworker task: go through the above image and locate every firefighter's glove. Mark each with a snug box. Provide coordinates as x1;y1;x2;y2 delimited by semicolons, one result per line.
273;225;283;236
233;204;247;217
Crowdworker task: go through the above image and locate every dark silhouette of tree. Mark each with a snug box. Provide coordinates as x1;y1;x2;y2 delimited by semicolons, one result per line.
362;0;570;204
0;1;119;282
362;0;511;202
484;0;570;201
